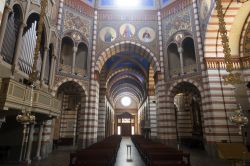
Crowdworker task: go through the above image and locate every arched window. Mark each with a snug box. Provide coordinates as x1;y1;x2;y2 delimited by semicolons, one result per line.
44;43;53;85
167;43;180;76
76;42;88;73
60;37;74;67
182;37;196;67
2;4;22;64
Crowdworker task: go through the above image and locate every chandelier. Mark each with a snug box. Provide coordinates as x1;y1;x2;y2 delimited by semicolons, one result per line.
16;111;36;124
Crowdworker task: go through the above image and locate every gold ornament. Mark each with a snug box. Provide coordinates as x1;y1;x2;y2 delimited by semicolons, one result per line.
16;111;36;124
30;0;48;82
229;105;248;135
215;0;243;85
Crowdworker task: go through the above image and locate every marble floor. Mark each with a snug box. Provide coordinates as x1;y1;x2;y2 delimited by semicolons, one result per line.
1;137;235;166
114;137;145;166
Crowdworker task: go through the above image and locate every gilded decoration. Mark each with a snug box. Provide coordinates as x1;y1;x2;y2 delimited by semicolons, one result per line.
63;11;91;40
164;8;192;39
215;0;243;84
244;23;250;56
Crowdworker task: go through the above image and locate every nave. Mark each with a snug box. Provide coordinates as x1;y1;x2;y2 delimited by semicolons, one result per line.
20;137;230;166
0;0;250;165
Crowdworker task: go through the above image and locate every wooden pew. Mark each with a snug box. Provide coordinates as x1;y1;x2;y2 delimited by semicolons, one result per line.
131;135;191;166
69;135;121;166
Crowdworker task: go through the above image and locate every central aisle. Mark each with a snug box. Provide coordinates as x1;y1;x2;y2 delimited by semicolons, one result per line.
115;137;145;166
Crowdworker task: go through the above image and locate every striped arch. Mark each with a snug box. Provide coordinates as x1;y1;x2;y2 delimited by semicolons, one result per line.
106;68;146;87
204;1;250;57
114;92;140;105
52;77;88;96
111;86;143;104
94;41;161;74
161;78;204;141
240;13;250;57
167;78;203;98
107;74;145;94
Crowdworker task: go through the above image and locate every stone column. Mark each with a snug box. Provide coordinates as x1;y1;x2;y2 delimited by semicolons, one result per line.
19;124;27;161
11;22;26;73
178;47;184;75
35;123;44;160
49;55;56;88
0;5;12;58
40;47;49;85
72;47;77;74
25;124;35;164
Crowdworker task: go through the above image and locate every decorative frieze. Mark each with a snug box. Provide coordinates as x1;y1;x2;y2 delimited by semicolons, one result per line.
63;10;91;41
205;56;250;70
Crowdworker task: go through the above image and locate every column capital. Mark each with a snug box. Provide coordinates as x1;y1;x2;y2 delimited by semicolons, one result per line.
73;46;78;52
44;46;49;51
20;22;27;28
5;4;12;13
37;121;45;126
52;54;57;59
178;47;183;53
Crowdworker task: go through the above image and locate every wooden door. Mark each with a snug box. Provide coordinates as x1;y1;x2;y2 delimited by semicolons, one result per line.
121;123;131;136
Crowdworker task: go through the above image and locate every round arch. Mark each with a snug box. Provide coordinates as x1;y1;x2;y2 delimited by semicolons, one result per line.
52;78;88;96
9;1;25;20
205;1;250;57
95;41;161;74
167;78;203;98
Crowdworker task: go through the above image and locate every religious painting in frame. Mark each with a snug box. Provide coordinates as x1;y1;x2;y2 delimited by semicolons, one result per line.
120;23;136;38
99;26;117;43
138;27;156;43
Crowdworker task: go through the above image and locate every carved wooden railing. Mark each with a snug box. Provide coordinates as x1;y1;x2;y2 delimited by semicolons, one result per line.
0;78;61;116
205;56;250;70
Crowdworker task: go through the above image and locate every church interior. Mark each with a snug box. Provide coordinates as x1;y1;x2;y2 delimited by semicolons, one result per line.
0;0;250;165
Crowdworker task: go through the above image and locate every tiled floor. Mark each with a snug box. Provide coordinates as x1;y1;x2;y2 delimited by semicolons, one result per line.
1;137;235;166
114;137;145;166
181;146;231;166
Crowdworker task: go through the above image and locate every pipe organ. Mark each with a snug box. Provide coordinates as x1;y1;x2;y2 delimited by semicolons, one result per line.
1;13;18;64
18;21;42;77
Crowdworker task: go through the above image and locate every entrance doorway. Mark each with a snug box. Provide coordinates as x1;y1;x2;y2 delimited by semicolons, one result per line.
116;112;135;136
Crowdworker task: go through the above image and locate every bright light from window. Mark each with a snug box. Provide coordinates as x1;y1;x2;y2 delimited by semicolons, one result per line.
118;126;121;135
132;126;135;135
121;96;131;107
115;0;141;8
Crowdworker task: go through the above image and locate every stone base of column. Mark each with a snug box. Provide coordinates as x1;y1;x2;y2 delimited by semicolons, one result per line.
158;138;178;148
0;55;3;64
25;159;32;164
35;155;42;160
77;138;92;149
11;65;20;76
97;135;105;142
204;143;219;158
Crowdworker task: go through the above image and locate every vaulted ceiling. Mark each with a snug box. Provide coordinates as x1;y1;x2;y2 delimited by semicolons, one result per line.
102;51;151;109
